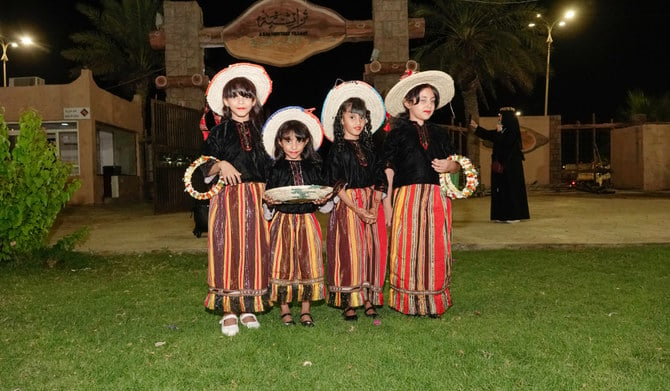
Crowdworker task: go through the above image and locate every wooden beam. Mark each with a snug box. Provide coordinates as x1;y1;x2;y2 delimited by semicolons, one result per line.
149;18;425;50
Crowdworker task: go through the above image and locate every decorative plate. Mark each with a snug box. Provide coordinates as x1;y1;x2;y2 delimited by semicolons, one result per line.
265;185;333;204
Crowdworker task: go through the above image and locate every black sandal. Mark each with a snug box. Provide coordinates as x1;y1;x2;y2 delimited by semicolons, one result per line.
364;304;378;318
342;307;358;321
300;312;315;327
280;312;295;326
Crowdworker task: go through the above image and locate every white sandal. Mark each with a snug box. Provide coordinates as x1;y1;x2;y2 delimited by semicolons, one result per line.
239;313;261;329
219;314;239;336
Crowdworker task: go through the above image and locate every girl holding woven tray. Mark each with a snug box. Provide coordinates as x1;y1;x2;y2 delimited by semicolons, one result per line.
262;107;332;327
381;70;462;317
200;63;274;336
321;81;388;321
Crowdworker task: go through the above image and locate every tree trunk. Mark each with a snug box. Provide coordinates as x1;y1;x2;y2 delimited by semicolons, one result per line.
461;87;480;169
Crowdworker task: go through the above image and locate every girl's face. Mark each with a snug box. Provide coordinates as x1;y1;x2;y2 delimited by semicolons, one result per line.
278;130;307;161
404;86;435;125
340;109;367;140
223;93;256;122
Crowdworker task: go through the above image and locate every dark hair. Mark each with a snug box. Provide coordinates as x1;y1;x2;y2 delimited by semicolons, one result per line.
333;97;374;152
398;83;440;119
274;120;321;163
221;77;265;129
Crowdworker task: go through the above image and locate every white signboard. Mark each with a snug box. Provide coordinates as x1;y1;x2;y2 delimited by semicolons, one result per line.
63;107;91;120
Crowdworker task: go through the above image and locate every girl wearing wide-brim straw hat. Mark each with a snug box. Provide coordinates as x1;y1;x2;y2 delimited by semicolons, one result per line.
381;69;461;317
321;80;388;321
261;106;331;327
200;63;274;336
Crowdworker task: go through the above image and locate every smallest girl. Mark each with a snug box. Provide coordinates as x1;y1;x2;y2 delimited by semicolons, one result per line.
262;107;331;327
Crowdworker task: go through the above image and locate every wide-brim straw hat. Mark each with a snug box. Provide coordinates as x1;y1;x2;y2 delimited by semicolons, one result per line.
384;70;455;116
205;63;273;116
320;80;386;141
262;106;324;158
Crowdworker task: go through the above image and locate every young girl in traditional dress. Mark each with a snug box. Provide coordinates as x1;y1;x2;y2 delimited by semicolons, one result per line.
382;70;461;317
201;63;273;336
262;107;330;327
321;81;388;320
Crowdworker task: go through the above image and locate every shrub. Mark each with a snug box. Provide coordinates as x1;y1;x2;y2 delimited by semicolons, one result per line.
0;110;81;262
624;90;670;122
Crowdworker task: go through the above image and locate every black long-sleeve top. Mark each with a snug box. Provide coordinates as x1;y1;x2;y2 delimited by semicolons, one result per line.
266;158;326;214
200;118;272;182
474;125;524;164
324;140;388;193
382;118;457;188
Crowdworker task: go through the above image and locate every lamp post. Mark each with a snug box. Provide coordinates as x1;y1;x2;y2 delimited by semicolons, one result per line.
1;35;33;87
529;10;575;116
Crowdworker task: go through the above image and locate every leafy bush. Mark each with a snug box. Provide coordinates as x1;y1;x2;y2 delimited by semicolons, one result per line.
0;110;81;262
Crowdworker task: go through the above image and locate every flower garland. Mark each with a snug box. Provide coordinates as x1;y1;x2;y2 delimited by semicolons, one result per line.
183;156;225;200
439;154;479;199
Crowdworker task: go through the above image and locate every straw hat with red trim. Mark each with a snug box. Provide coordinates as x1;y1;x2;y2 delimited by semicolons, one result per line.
205;63;273;116
320;80;386;141
262;106;324;157
384;70;455;116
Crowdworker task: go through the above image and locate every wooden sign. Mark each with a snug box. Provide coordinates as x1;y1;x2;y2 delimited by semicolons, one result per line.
200;0;345;67
196;0;423;67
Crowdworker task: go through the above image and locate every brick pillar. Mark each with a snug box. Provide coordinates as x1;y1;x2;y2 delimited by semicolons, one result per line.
548;115;562;186
371;0;409;97
163;1;205;110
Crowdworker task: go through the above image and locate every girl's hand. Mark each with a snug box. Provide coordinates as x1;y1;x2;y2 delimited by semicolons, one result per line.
355;207;376;225
312;196;329;206
431;158;461;174
367;204;379;221
218;161;242;185
264;195;279;206
469;119;478;130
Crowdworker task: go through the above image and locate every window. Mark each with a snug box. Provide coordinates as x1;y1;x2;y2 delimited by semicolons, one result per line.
6;122;80;176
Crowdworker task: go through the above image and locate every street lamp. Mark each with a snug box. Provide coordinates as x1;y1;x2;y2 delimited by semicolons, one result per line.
1;35;33;87
529;10;576;116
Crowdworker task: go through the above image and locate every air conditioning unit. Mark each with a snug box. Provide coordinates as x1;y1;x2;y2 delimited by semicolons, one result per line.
9;76;45;87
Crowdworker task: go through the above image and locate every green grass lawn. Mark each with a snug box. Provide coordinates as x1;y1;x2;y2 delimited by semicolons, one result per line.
1;246;668;390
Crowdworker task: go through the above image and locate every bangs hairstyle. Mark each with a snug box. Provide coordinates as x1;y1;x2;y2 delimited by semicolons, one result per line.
274;120;321;162
223;77;257;100
333;97;373;152
221;76;265;128
404;83;441;108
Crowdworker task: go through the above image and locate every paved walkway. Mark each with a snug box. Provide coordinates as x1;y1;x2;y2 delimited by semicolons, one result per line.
49;190;670;254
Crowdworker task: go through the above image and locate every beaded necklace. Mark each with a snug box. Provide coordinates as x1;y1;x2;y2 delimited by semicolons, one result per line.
236;121;253;152
414;122;429;150
349;140;368;167
288;161;304;185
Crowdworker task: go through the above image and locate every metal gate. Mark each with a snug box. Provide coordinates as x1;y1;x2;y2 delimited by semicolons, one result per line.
149;100;203;213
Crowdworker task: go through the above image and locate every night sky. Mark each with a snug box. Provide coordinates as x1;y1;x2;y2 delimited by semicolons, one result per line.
2;0;668;124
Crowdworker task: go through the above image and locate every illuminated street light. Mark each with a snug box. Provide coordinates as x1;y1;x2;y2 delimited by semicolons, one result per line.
529;10;576;116
1;34;34;87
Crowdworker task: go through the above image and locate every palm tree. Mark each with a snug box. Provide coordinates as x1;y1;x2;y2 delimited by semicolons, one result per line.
61;0;163;101
410;0;545;164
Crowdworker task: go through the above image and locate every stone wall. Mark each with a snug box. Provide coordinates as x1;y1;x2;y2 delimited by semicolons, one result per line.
163;1;205;110
371;0;408;96
611;123;670;190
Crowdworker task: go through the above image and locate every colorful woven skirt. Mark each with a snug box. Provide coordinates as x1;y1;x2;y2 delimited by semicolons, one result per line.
327;187;387;308
388;183;452;316
268;211;325;304
203;182;271;314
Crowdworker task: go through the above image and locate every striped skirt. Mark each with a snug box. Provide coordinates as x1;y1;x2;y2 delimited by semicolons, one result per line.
203;182;271;314
388;183;452;316
268;211;325;304
327;187;387;308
